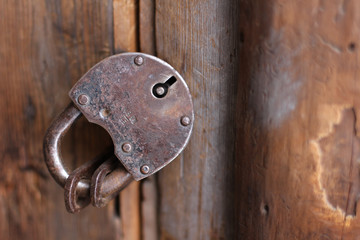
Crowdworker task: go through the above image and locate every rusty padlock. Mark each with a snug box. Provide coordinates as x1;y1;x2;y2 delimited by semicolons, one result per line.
43;53;194;213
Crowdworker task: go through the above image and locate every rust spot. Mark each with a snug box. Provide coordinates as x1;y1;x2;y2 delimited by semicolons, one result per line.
319;108;360;216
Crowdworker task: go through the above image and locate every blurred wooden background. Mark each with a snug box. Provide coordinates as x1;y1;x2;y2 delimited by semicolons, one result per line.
2;0;360;239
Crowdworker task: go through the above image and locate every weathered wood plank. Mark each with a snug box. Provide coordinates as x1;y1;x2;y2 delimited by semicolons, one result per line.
139;0;156;55
156;0;360;239
113;0;138;53
0;0;119;239
113;1;141;240
233;1;360;239
138;1;158;240
155;0;240;239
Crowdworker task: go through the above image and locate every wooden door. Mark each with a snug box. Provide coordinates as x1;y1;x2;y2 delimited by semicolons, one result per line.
0;0;144;239
2;0;360;239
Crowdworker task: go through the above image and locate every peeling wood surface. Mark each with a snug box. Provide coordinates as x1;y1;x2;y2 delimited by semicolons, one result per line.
237;0;360;239
156;0;360;239
234;1;360;239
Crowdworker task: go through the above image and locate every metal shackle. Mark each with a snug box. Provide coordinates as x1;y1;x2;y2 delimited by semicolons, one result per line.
43;103;133;213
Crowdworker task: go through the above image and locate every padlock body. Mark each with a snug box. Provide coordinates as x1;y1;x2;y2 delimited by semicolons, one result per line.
69;53;194;180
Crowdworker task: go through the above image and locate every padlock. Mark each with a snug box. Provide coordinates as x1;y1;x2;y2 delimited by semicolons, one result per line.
43;53;194;213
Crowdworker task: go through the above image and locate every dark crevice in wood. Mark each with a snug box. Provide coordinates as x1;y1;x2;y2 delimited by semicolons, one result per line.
114;195;121;219
135;0;140;51
109;0;115;55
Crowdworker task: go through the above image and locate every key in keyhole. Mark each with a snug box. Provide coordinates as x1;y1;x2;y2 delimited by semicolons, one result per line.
152;76;177;98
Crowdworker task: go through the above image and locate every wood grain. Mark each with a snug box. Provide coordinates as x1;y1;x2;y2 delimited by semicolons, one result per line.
139;0;156;55
5;0;360;239
233;1;360;239
113;0;138;53
155;0;240;239
156;0;360;239
113;1;141;240
0;0;119;239
139;1;158;240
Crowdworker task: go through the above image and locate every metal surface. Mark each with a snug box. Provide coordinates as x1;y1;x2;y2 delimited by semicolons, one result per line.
78;94;90;105
121;142;133;153
43;103;88;195
43;104;134;213
134;55;144;66
64;153;110;213
140;165;150;174
91;156;133;208
43;52;194;212
180;115;191;126
69;53;194;180
155;86;166;96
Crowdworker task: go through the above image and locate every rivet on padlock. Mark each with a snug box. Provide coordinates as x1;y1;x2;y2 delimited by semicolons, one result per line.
43;53;194;213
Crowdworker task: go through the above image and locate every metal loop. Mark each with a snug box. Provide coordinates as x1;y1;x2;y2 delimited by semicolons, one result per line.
43;103;90;196
44;102;135;212
91;156;133;208
64;154;109;213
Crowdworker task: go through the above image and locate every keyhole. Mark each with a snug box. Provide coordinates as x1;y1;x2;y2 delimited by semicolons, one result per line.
152;76;177;98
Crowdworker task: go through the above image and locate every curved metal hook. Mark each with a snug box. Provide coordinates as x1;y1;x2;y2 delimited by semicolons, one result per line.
64;153;109;213
91;156;133;208
43;103;90;194
43;102;134;212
